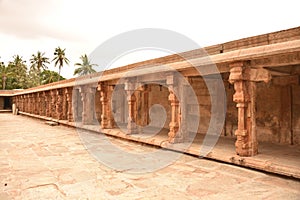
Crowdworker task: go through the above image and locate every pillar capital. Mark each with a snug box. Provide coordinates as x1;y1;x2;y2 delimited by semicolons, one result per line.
124;78;137;91
229;61;271;84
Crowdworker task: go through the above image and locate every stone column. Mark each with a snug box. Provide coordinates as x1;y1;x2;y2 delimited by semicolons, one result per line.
229;61;271;156
22;95;25;112
166;74;182;143
55;89;63;120
41;92;46;116
44;92;50;117
61;88;67;120
20;95;23;112
27;94;30;113
36;93;40;115
14;96;18;110
32;93;36;114
80;86;95;125
49;90;55;118
29;94;33;113
33;93;38;114
98;82;114;129
180;78;189;142
65;88;73;121
139;85;149;127
72;88;80;122
125;80;138;134
26;94;30;113
48;91;52;117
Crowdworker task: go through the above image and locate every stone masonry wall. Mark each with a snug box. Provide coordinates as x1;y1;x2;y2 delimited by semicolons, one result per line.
148;84;171;129
0;97;4;109
186;74;300;145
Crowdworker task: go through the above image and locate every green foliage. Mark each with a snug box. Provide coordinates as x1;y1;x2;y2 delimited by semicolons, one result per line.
74;54;97;76
30;51;50;85
0;54;66;90
0;59;12;90
6;55;28;89
41;70;65;85
52;47;69;80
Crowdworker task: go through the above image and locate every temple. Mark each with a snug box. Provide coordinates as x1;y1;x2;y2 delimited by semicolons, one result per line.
1;27;300;177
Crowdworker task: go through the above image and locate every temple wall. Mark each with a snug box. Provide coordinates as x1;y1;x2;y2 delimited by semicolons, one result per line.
0;97;4;109
187;75;300;145
292;84;300;145
148;84;171;129
256;81;300;145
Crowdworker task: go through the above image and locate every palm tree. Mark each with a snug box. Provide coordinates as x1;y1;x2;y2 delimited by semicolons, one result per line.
74;54;97;76
30;51;50;85
52;47;69;80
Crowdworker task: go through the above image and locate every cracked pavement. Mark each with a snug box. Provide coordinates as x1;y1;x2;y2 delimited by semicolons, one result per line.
0;113;299;199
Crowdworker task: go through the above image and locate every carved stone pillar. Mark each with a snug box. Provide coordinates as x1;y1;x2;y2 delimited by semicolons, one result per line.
98;82;114;129
26;94;30;113
50;90;56;118
24;95;28;112
32;93;36;114
39;92;44;116
55;89;63;120
30;94;33;113
167;74;182;143
229;61;271;156
62;88;67;120
72;88;80;122
20;95;23;112
33;93;37;114
65;88;73;122
43;92;49;117
36;93;40;115
80;86;95;125
30;94;34;113
139;85;149;127
125;80;138;134
27;95;30;113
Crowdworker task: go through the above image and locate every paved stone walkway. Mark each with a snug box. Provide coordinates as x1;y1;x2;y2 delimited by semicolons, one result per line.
0;113;299;199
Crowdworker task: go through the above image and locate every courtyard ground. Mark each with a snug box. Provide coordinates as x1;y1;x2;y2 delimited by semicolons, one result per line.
0;113;299;199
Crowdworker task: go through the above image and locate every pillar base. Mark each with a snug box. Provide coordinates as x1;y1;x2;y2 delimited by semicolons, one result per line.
127;129;138;135
235;140;258;157
168;137;184;144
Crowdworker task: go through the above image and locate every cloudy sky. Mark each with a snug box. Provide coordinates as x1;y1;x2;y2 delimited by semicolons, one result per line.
0;0;299;78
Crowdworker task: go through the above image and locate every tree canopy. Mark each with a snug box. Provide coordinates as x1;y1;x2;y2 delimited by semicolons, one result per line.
0;54;66;90
74;54;97;76
52;47;69;80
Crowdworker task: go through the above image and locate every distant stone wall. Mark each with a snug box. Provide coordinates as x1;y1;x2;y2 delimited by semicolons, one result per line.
0;97;4;109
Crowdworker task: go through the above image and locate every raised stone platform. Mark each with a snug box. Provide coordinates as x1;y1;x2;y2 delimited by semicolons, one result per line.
0;109;12;113
18;111;300;179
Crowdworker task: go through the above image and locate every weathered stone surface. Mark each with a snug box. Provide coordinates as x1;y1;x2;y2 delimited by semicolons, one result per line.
1;113;300;199
1;27;299;164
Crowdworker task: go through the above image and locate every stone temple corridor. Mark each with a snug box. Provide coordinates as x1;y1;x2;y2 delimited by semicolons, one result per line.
0;27;300;199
